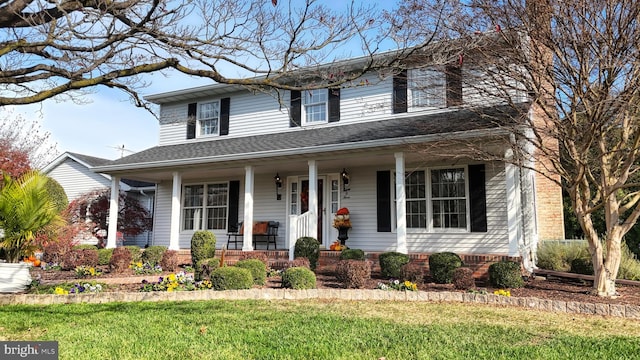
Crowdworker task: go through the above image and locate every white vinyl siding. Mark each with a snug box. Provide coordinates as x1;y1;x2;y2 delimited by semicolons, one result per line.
46;158;110;200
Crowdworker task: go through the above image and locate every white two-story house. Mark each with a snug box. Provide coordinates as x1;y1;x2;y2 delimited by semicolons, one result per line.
93;50;564;272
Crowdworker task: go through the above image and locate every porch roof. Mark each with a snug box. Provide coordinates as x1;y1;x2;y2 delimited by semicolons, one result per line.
93;104;522;173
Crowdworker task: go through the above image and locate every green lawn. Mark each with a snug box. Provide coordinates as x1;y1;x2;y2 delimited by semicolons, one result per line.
0;299;639;359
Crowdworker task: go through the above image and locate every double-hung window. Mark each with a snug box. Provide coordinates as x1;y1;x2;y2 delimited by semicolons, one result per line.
183;183;229;230
303;89;328;124
404;168;468;230
198;101;220;136
409;68;446;109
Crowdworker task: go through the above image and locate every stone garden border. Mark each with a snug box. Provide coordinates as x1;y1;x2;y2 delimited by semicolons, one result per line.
2;289;639;320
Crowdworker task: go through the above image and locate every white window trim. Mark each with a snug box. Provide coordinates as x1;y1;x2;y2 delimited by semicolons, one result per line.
181;182;229;232
197;100;221;137
408;68;446;111
393;166;470;234
302;89;328;125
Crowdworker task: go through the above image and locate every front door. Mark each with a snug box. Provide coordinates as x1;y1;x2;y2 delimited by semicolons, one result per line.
300;179;324;244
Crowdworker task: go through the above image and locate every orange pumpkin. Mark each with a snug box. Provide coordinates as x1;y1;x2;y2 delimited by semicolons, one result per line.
33;259;41;267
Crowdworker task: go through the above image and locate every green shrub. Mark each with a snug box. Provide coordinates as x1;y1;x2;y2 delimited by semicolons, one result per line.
339;249;365;261
428;252;464;284
617;244;640;280
210;266;253;290
125;246;142;262
142;246;167;266
235;259;267;285
379;252;410;278
191;230;217;270
452;267;476;290
488;261;524;289
197;258;220;281
239;252;269;266
73;244;98;250
335;260;371;289
536;241;589;272
160;250;180;272
109;247;132;273
294;237;320;270
282;267;316;289
44;177;68;212
97;248;113;266
570;258;594;275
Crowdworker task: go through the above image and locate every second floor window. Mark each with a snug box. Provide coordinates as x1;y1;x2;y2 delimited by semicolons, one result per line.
198;101;220;136
303;89;328;123
409;68;446;109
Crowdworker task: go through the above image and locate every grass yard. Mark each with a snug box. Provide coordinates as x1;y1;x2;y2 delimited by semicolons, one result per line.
1;300;639;359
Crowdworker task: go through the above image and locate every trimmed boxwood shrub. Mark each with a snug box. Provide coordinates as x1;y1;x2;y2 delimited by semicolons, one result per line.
191;230;217;270
97;248;114;266
125;246;143;263
142;246;167;266
339;249;365;261
109;247;133;273
379;252;410;278
160;250;180;272
294;237;320;270
335;260;371;289
239;252;269;266
235;258;267;285
488;261;524;288
282;267;316;289
210;266;253;290
570;258;594;275
429;252;464;284
452;267;476;290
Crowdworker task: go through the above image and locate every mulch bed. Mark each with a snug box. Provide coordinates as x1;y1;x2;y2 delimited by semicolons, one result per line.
29;267;640;307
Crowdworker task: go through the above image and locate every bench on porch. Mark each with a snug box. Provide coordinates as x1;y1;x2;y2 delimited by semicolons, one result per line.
226;221;279;250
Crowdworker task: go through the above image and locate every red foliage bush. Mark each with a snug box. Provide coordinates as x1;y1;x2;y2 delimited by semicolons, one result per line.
401;262;425;284
283;257;310;270
452;267;476;290
109;247;133;273
335;259;372;289
160;250;180;272
60;249;98;270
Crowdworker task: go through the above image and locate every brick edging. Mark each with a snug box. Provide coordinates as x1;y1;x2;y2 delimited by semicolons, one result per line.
1;289;639;320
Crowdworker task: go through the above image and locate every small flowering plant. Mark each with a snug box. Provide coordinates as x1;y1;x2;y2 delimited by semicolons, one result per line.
376;279;418;291
74;266;102;278
53;282;104;295
140;271;212;292
493;289;511;297
41;262;61;271
131;261;163;275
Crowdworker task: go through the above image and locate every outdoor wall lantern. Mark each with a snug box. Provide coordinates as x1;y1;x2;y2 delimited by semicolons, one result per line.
341;168;350;197
274;173;283;200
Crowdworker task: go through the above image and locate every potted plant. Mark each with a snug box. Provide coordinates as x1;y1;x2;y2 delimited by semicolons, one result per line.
333;207;352;246
0;171;63;292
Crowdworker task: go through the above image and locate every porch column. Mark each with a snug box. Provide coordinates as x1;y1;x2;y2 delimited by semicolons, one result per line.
308;160;318;240
242;165;255;251
105;176;120;249
505;149;522;257
395;152;408;254
169;172;182;250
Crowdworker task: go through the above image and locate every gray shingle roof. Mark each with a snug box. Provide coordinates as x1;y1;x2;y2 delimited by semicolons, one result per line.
95;105;522;172
67;152;112;167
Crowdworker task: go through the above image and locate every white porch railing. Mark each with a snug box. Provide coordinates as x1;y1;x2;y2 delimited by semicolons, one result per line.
288;212;314;260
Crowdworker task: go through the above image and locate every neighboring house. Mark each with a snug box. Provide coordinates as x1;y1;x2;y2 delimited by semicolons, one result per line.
43;152;156;247
92;48;564;271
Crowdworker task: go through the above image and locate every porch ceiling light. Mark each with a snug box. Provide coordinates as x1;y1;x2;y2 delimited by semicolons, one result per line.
274;173;283;200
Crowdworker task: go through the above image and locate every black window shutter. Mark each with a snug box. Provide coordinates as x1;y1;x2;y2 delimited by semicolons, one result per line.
290;90;301;127
328;88;340;123
220;97;230;135
187;103;197;139
468;164;487;232
446;65;463;107
393;70;408;114
377;171;392;232
227;180;240;232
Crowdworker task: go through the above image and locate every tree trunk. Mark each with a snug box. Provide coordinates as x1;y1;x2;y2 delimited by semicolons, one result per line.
588;231;622;297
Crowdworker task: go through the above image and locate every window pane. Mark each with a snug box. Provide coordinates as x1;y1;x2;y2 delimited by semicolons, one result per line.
207;207;227;230
406;171;427;229
304;89;327;123
410;69;445;108
207;183;228;206
183;185;203;207
431;168;467;229
198;102;220;135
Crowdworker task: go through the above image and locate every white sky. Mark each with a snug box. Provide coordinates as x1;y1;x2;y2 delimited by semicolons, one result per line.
7;0;395;163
